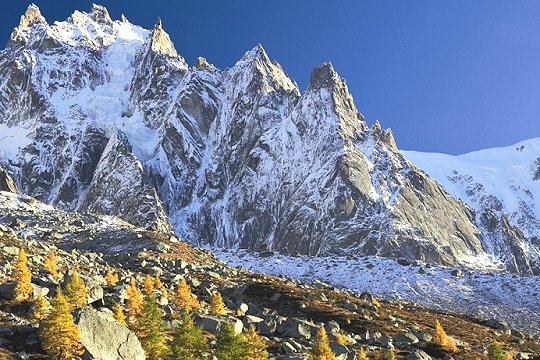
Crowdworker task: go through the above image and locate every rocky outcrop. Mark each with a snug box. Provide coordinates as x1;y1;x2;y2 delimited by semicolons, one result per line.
0;166;17;193
75;307;145;360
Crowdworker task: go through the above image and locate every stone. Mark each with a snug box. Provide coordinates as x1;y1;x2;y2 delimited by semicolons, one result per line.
450;269;462;277
329;342;351;360
405;350;432;360
86;281;104;305
0;283;15;299
282;318;315;340
2;246;20;256
74;307;145;360
9;218;26;230
195;315;243;334
393;331;419;347
31;284;49;300
485;318;511;334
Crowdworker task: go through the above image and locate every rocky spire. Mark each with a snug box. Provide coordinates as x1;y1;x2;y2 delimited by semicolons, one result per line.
306;62;367;134
149;17;179;58
89;3;113;25
17;3;46;29
9;3;47;43
372;120;398;151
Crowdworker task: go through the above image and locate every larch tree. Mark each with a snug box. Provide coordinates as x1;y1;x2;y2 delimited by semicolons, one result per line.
136;296;169;359
488;340;505;360
43;251;59;278
154;276;163;290
29;294;50;321
357;347;369;360
309;326;336;360
209;292;226;316
434;319;448;348
39;288;83;359
243;324;268;360
143;274;155;295
64;271;88;309
126;278;144;317
105;268;119;286
215;322;246;360
12;247;33;302
169;310;209;360
111;301;126;325
173;278;199;311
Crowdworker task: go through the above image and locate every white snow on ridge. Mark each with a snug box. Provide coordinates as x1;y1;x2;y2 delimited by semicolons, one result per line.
0;124;31;162
214;249;540;337
402;138;540;237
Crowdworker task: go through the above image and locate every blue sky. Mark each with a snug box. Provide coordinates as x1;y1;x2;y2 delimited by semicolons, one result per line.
3;1;540;154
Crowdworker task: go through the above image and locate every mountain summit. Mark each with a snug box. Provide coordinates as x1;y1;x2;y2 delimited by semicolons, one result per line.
0;4;539;273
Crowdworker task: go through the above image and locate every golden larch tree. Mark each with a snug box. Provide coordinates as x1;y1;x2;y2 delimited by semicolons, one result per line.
309;326;337;360
173;278;199;311
357;347;369;360
64;271;88;309
39;288;83;359
29;294;50;321
244;324;268;360
143;274;155;295
12;247;33;302
434;319;448;348
126;278;143;317
209;292;226;315
153;276;162;290
112;301;126;325
43;251;59;278
105;268;119;286
136;296;169;359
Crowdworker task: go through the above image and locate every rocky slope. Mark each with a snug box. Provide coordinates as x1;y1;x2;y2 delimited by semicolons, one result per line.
0;189;539;359
0;4;538;273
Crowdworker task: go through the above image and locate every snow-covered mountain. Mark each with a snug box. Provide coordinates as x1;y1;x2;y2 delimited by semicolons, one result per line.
403;139;540;274
1;4;539;274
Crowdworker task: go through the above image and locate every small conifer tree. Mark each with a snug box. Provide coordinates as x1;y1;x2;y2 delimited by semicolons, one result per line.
357;347;369;360
39;288;83;359
309;326;337;360
43;251;59;278
505;353;513;360
105;268;119;286
215;322;246;360
335;332;347;345
169;310;209;360
136;296;169;359
488;340;505;360
154;276;163;290
162;288;168;299
12;247;33;302
112;301;126;325
29;294;49;321
143;274;155;295
173;278;199;311
434;319;448;348
386;349;396;360
126;278;144;317
64;271;88;309
209;292;226;315
244;324;268;360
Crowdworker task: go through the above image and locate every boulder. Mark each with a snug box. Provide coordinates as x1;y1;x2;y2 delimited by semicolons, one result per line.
86;281;104;305
393;331;419;347
282;318;315;340
195;315;243;334
329;342;352;360
405;350;432;360
74;307;145;360
485;318;511;334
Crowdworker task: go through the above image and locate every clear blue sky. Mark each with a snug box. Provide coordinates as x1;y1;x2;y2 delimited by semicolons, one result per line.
3;1;540;155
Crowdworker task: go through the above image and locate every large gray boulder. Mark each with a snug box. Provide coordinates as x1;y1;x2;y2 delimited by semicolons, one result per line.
75;307;145;360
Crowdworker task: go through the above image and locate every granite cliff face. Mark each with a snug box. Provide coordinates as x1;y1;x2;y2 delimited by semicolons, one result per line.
0;4;538;272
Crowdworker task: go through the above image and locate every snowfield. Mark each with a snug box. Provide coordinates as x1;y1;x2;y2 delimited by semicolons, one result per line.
214;248;540;338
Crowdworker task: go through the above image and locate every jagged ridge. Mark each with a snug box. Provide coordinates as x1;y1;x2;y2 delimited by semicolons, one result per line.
0;4;537;273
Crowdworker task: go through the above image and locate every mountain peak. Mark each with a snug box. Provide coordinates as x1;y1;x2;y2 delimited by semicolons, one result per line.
308;62;338;91
89;3;113;25
149;17;179;58
18;3;46;28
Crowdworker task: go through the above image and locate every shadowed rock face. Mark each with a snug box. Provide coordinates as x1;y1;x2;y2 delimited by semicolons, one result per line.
0;4;537;273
